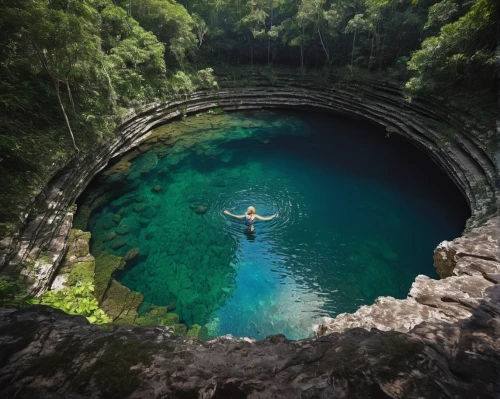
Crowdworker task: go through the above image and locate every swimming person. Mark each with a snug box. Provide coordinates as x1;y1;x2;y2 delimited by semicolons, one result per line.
223;206;276;232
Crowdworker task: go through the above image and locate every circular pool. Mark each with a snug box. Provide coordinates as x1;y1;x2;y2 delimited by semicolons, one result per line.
79;110;469;339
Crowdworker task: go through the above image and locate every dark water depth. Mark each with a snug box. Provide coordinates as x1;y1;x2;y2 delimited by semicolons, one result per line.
82;110;469;339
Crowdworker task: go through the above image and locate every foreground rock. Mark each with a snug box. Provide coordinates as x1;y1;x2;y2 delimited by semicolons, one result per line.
0;287;499;398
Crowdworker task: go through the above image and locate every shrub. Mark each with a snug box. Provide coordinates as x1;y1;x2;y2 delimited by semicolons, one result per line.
41;282;110;324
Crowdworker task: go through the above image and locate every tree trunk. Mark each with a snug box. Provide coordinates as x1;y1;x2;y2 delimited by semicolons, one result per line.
300;44;304;68
378;34;386;70
53;78;79;153
65;78;76;115
317;26;330;67
351;29;357;66
368;36;374;70
35;44;78;153
268;2;274;64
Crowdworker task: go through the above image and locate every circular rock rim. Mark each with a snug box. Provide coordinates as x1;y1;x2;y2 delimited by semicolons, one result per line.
1;72;498;339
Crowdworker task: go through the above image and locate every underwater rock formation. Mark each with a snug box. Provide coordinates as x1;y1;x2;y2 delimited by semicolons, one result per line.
0;285;499;398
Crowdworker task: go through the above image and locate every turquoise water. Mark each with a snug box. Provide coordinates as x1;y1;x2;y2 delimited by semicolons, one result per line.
84;111;469;340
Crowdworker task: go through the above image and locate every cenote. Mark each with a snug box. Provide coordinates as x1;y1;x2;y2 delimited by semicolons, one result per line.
80;110;469;340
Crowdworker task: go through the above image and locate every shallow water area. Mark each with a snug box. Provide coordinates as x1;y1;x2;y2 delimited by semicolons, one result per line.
82;110;469;340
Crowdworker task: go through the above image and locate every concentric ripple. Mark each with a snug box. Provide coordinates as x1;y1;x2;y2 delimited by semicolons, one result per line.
83;110;469;340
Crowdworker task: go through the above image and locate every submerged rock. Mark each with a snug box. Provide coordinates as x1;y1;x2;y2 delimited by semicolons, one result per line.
115;224;131;235
123;247;139;262
109;237;127;250
139;217;151;227
133;203;145;213
152;185;162;193
192;204;208;215
103;232;117;242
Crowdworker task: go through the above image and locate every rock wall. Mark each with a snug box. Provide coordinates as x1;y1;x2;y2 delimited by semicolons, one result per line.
0;286;499;398
0;71;498;328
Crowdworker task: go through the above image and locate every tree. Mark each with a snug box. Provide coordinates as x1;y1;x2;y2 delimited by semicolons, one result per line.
345;13;369;67
24;3;100;153
131;0;197;68
297;0;332;66
406;0;497;94
241;0;268;64
192;13;209;48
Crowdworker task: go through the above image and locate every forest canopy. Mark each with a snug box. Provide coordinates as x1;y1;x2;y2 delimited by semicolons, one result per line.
0;0;498;236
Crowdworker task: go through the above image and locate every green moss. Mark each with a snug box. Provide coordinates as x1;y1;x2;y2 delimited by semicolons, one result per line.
94;253;124;302
173;323;187;336
100;279;143;324
135;307;180;328
67;261;95;286
186;324;208;340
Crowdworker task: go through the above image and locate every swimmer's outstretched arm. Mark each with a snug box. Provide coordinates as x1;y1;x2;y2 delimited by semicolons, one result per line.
223;210;245;219
255;214;277;221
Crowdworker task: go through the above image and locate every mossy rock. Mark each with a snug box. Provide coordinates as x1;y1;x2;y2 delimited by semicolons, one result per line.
94;253;124;302
102;160;131;177
146;305;169;318
173;323;188;336
186;324;208;340
112;214;122;224
101;280;144;324
67;261;95;286
66;229;91;260
136;310;180;327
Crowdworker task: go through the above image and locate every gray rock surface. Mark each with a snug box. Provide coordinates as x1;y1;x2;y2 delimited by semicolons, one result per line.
0;285;499;399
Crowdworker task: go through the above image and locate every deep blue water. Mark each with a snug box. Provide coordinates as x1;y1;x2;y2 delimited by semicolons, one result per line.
85;110;469;339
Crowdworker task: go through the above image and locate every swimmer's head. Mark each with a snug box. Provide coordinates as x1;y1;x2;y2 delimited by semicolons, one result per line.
247;206;256;215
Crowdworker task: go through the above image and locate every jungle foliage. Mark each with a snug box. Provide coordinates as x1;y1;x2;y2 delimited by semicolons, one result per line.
41;281;110;324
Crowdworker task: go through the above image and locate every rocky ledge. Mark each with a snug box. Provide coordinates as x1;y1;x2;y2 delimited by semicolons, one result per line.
1;286;499;398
